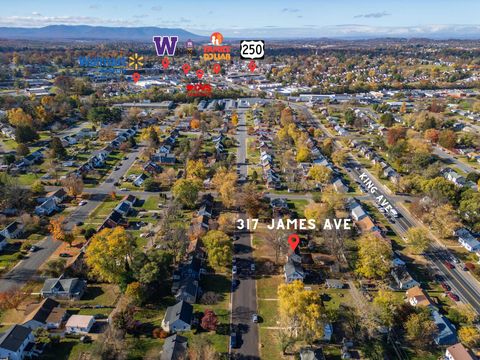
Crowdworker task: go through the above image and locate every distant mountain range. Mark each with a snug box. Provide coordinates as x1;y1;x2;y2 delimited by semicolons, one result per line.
0;25;206;41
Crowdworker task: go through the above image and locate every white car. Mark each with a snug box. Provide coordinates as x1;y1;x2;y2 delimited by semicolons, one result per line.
252;314;258;323
232;265;237;275
120;188;128;191
79;200;87;206
250;263;255;271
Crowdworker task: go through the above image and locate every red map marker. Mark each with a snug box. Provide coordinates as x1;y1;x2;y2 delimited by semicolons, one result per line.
288;234;300;251
248;60;256;72
132;72;141;83
162;57;170;69
196;69;204;79
182;63;191;75
213;63;221;74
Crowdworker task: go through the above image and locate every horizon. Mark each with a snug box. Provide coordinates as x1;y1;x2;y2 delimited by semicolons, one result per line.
2;0;480;39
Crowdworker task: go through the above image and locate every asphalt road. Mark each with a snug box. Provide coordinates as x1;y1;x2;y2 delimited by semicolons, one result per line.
295;103;480;314
0;144;144;292
231;111;260;359
432;145;478;174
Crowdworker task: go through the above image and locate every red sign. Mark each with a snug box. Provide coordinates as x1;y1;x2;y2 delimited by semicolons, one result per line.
186;83;212;97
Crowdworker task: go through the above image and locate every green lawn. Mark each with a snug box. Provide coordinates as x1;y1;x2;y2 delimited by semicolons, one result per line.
39;339;94;360
256;276;282;299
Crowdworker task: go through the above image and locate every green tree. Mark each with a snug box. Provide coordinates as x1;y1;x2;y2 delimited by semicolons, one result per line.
15;125;39;144
50;137;67;159
438;130;457;149
202;230;231;270
380;113;395;127
404;310;437;349
356;233;392;279
308;165;332;186
31;180;45;194
16;143;30;156
406;227;430;254
172;178;201;208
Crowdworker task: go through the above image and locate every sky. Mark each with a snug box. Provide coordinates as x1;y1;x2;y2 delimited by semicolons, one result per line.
1;0;480;38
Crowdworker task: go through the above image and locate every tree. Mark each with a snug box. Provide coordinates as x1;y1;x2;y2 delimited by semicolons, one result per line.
48;217;70;244
62;175;84;197
186;159;207;180
404;310;437;349
308;165;332;186
112;305;136;334
86;227;136;283
304;202;329;228
278;280;324;340
31;180;45;194
231;112;239;126
386;126;406;146
280;107;293;127
332;149;348;166
421;177;458;203
212;167;237;208
143;178;159;192
125;281;144;306
42;258;66;277
172;178;201;208
50;137;67;159
373;289;399;327
201;309;218;331
406;227;430;254
380;113;395;127
7;108;33;127
236;183;265;218
458;326;480;348
15;125;38;143
344;109;356;126
190;118;200;129
201;230;231;270
424;128;440;143
296;146;310;163
438;130;457;149
356;233;392;279
261;228;289;264
459;191;480;232
16;143;30;156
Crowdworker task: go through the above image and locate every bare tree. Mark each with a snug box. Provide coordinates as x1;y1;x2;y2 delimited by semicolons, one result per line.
261;228;289;264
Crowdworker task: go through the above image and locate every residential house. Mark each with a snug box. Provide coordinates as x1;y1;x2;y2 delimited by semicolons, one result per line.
284;254;305;283
322;323;333;342
41;277;87;300
455;228;480;252
270;198;290;217
355;216;376;233
35;197;60;216
161;334;188;360
445;343;476;360
443;169;466;187
22;298;66;330
325;279;344;289
122;194;137;207
144;161;162;175
174;278;200;304
406;286;434;308
65;315;95;334
101;210;126;229
46;188;67;204
114;201;132;216
299;347;326;360
432;310;458;345
0;324;35;360
158;155;176;165
161;301;193;333
333;178;348;193
391;266;420;290
134;173;148;187
0;221;24;239
350;205;367;222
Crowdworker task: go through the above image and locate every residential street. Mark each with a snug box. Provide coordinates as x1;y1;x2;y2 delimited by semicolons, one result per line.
0;143;145;292
231;111;260;359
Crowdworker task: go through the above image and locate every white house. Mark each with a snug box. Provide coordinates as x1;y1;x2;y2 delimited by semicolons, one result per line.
162;301;193;333
65;315;95;334
0;324;35;360
455;228;480;252
445;343;475;360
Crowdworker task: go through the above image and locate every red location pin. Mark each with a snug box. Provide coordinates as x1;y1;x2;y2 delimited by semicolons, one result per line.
132;72;141;83
162;57;169;69
248;60;256;72
213;63;221;74
196;69;204;79
182;63;191;75
288;234;300;251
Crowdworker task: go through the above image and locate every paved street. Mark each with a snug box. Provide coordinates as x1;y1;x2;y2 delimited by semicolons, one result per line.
0;143;144;292
432;145;478;174
231;111;260;359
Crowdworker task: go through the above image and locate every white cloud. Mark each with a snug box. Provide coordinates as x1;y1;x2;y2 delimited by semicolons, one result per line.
354;11;391;19
0;16;137;27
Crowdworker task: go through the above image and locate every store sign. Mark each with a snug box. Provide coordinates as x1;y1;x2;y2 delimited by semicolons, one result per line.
240;40;265;60
186;83;212;97
204;32;231;61
153;36;179;56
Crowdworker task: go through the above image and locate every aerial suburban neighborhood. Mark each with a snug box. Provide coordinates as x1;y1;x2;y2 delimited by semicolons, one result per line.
1;1;480;360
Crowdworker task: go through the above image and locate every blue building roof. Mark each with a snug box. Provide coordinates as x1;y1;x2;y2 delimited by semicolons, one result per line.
431;310;457;345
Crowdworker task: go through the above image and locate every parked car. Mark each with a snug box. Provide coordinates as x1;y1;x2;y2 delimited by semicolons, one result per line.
79;200;87;206
59;253;71;258
76;221;84;226
230;333;239;349
250;263;255;271
252;314;258;323
447;292;460;302
444;261;455;270
440;282;451;292
29;245;39;252
232;265;237;275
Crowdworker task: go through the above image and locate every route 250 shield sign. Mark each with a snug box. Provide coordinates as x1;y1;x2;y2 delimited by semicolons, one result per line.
240;40;265;60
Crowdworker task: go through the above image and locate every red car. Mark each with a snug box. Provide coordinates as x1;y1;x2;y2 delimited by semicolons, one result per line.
444;261;455;270
447;292;459;302
440;282;451;292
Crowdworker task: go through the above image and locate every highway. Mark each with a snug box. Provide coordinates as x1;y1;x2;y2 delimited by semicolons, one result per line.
293;103;480;314
231;111;260;359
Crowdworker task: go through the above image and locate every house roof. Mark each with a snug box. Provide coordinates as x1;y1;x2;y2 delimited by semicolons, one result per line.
23;298;60;325
285;256;305;279
0;324;32;352
47;188;67;198
176;278;199;300
446;343;475;360
123;194;137;205
299;347;326;360
161;334;188;360
355;216;375;232
4;221;21;233
116;201;131;213
406;286;433;307
42;277;85;295
66;315;94;329
432;310;457;345
164;301;193;325
108;210;123;224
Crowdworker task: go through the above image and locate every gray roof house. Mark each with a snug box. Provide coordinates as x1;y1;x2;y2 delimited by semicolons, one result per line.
161;334;188;360
162;301;193;333
284;255;305;283
391;266;420;290
0;324;35;360
0;221;24;239
174;278;200;304
41;277;87;300
432;310;458;345
455;228;480;252
35;197;60;216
